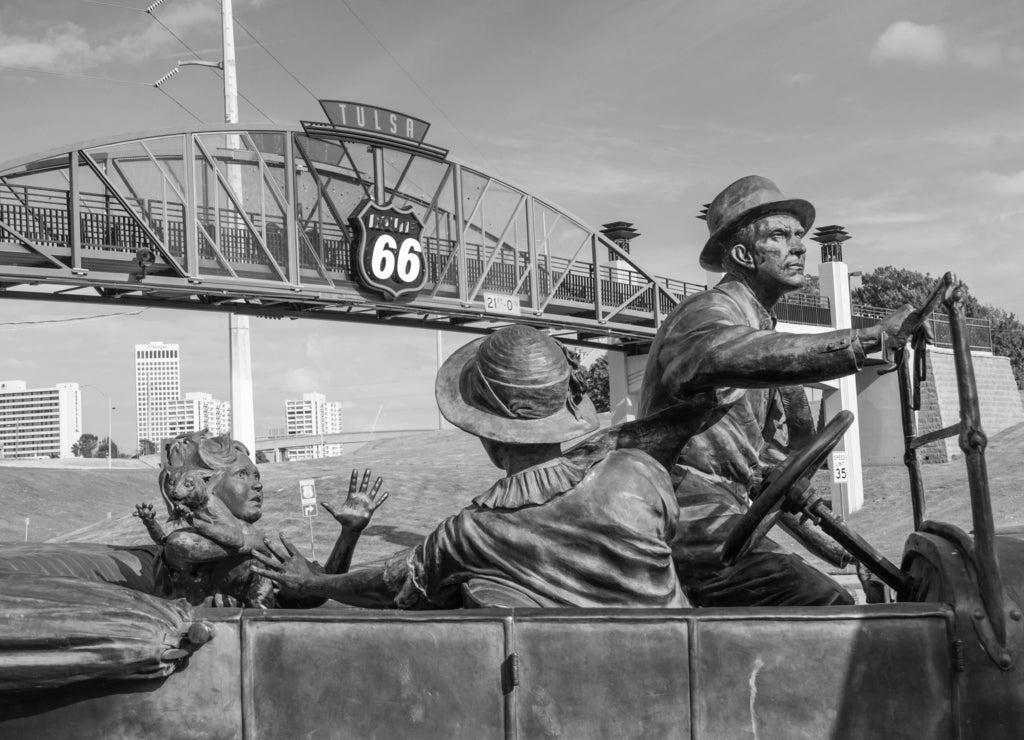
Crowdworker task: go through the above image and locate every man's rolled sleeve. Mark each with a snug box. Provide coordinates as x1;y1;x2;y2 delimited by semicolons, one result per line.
382;545;431;609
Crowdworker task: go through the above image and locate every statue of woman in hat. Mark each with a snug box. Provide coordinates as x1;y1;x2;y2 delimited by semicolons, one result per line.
251;325;688;609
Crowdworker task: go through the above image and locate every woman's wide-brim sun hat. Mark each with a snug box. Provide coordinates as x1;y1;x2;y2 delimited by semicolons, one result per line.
435;325;598;444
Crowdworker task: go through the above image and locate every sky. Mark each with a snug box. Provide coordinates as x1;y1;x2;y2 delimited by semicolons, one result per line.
1;0;1023;450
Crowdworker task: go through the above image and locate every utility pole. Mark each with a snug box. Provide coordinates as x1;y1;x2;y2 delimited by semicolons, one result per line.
149;0;254;454
220;0;255;455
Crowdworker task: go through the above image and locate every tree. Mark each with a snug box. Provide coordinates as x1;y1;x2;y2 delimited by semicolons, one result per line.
851;266;940;310
797;274;820;296
579;354;610;413
71;433;98;458
136;439;157;456
95;437;119;460
853;266;1024;388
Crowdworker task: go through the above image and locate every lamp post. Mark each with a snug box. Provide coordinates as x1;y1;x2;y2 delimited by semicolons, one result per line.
83;384;115;468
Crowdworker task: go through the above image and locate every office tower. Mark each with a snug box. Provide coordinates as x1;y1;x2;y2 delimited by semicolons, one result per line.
284;392;343;460
168;392;232;437
0;380;82;459
135;341;181;446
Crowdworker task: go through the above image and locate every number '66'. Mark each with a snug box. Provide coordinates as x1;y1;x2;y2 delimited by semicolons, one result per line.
370;235;423;282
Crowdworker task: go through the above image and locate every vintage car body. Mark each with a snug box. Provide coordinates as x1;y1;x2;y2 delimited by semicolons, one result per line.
0;603;968;739
2;530;1023;739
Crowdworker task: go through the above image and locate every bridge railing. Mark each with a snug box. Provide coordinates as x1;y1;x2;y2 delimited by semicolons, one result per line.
852;304;992;351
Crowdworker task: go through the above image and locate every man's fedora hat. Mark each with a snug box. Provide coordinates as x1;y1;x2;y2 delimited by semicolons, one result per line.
699;175;815;272
435;325;598;444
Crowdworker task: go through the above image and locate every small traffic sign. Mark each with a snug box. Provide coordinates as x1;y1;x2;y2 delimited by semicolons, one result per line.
299;479;317;517
832;451;848;483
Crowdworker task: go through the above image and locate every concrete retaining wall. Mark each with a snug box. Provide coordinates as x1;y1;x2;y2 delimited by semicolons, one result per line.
917;349;1024;463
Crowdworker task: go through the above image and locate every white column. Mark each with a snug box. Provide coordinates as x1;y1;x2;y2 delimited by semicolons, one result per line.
230;314;256;454
221;0;253;454
818;260;864;515
608;352;649;425
608;351;633;424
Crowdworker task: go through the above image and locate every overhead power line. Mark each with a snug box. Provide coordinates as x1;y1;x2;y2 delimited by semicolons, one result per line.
337;0;502;176
144;2;275;123
0;308;151;327
0;64;151;86
77;0;275;122
233;15;320;104
156;86;205;123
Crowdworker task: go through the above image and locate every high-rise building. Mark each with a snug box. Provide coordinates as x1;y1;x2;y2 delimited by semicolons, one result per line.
135;341;181;446
0;380;82;459
168;392;232;437
284;392;343;460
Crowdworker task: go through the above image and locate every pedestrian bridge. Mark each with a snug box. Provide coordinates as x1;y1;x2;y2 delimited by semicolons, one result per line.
255;427;434;462
0;111;701;350
0;107;989;351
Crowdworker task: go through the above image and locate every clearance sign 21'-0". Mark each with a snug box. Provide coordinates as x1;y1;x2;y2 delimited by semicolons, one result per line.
349;199;427;300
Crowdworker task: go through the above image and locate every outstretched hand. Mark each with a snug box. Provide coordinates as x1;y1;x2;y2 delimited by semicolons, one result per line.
321;468;389;533
250;534;321;594
880;303;933;349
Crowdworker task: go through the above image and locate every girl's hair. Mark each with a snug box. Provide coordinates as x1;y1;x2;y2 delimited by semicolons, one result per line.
158;431;252;519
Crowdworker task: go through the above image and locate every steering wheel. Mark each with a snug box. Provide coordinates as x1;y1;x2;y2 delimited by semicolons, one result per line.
721;410;854;566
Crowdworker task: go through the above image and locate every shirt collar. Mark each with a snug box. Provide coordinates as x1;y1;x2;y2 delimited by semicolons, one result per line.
715;276;776;330
472;456;587;510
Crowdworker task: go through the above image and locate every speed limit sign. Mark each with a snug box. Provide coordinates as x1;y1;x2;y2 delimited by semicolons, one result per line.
832;451;848;483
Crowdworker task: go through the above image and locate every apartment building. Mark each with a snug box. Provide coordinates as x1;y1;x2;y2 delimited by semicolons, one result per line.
168;392;232;438
284;392;343;460
0;380;81;459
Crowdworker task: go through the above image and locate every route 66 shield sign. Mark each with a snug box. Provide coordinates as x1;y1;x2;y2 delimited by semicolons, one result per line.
349;199;427;300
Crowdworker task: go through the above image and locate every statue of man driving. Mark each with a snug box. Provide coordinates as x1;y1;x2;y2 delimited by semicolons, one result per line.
640;175;925;607
252;325;687;609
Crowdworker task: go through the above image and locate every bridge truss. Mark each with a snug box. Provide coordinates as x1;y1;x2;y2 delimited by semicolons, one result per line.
0;123;706;350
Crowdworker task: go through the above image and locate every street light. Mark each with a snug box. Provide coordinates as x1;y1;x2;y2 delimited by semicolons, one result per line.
82;384;115;468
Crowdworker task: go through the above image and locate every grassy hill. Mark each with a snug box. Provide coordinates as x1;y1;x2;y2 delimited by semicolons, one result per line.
3;423;1022;570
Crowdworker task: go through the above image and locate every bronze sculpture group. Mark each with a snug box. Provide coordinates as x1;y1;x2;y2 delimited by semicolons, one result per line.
145;174;929;611
0;173;939;697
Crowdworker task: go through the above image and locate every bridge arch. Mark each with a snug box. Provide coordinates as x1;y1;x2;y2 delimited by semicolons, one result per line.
0;116;704;351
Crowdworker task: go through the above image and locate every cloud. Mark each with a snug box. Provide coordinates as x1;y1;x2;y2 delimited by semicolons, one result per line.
870;22;949;66
0;2;219;73
955;42;1024;70
973;169;1024;197
782;72;813;85
282;367;328;394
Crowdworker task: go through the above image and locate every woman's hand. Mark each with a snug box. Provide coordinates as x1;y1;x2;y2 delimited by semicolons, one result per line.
250;534;322;595
321;468;389;533
186;497;247;550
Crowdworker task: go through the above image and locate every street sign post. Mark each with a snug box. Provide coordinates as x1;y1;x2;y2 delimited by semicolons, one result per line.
299;478;318;560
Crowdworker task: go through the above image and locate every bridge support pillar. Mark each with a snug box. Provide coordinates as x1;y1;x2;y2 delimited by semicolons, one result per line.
818;260;864;516
229;314;256;455
608;352;648;425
